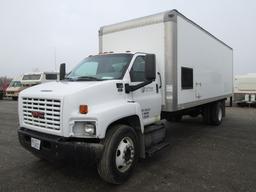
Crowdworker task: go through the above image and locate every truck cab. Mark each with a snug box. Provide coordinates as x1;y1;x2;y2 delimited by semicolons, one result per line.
18;52;160;140
18;52;164;183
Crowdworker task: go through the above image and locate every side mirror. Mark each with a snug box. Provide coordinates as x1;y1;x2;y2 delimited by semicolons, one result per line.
59;63;66;80
145;54;156;81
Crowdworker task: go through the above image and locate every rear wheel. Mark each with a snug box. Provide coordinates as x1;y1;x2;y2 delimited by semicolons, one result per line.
97;124;138;184
203;101;223;126
210;102;223;125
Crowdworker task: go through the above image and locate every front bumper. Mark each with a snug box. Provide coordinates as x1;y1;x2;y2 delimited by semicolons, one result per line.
18;127;104;162
6;92;18;97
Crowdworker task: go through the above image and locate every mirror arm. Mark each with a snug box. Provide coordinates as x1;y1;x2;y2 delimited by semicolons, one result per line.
125;80;153;93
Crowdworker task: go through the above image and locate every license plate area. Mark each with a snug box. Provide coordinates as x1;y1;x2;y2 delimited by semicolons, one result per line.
31;137;41;150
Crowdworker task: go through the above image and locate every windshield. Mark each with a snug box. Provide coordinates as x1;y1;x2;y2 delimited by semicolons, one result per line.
67;54;133;81
10;81;22;87
22;74;41;80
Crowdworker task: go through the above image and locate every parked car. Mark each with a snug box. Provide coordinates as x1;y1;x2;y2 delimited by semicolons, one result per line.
6;76;23;100
0;78;10;100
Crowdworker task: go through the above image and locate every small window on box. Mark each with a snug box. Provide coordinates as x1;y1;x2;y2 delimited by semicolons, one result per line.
181;67;193;89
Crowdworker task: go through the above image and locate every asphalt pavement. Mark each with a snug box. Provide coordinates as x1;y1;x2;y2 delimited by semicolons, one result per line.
0;100;255;192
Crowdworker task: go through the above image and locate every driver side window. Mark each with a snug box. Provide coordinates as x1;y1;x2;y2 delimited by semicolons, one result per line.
130;56;146;82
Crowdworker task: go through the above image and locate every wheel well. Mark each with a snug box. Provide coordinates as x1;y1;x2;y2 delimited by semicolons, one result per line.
106;115;145;158
107;115;142;134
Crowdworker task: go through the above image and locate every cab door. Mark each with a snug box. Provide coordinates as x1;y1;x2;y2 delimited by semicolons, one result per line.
129;55;161;125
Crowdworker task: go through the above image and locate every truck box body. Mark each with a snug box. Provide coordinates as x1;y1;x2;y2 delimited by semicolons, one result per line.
99;10;233;112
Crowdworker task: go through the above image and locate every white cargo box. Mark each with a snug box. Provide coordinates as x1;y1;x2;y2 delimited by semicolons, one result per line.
99;10;233;112
234;74;256;92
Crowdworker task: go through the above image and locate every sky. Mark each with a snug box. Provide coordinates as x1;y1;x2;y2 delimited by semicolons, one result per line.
0;0;255;78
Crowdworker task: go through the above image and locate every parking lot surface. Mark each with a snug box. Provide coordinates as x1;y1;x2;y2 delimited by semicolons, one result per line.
0;100;255;192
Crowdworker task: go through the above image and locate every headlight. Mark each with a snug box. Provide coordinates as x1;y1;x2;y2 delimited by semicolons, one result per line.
72;121;96;137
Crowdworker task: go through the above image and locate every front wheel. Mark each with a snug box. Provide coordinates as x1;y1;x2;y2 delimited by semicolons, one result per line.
97;124;138;184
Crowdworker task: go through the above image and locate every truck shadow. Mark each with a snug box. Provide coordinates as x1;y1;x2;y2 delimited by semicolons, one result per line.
139;116;213;164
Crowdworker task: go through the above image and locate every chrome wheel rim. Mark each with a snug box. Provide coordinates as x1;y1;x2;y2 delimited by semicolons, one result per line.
115;137;135;173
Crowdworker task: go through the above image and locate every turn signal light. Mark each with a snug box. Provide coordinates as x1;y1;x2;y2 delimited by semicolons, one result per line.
79;105;88;114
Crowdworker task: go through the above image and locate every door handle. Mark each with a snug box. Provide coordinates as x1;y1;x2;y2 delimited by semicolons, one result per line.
156;84;159;93
157;72;162;89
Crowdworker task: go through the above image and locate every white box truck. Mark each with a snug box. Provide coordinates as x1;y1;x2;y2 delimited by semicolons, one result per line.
234;74;256;106
21;72;59;87
5;72;59;100
18;10;233;184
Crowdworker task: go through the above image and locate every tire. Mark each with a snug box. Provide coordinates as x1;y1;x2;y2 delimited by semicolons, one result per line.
97;124;138;184
210;102;223;126
203;102;224;125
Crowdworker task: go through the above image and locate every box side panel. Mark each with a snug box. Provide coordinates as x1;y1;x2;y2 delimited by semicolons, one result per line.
176;16;233;109
101;23;166;105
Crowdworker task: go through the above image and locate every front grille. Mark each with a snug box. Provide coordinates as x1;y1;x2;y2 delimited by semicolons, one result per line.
22;97;61;130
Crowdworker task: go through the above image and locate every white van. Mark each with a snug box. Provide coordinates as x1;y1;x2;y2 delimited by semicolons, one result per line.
6;72;59;100
21;72;59;87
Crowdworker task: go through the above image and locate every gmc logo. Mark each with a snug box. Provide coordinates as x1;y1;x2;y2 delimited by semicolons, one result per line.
31;111;45;119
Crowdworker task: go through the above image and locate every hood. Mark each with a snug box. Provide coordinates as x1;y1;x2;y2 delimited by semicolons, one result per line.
19;81;103;99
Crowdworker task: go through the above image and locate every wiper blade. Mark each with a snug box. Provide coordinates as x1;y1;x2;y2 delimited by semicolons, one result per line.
65;77;75;81
75;76;103;81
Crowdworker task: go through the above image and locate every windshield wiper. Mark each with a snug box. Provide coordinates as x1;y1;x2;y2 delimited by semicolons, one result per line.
65;77;75;81
75;76;103;81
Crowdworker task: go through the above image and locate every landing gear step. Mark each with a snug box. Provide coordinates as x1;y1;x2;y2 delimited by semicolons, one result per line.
146;142;169;157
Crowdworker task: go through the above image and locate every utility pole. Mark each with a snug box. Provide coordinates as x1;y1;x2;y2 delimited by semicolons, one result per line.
54;46;57;72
